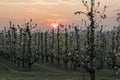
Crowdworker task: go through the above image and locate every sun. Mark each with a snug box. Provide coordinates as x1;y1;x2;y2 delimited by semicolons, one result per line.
50;23;59;29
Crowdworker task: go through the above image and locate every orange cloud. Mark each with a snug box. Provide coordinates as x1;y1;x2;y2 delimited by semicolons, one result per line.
46;18;69;24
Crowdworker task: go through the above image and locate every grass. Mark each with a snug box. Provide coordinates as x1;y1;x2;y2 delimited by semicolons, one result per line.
0;59;120;80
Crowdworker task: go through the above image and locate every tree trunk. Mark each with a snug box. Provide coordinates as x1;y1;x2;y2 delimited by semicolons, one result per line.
51;56;54;63
45;55;48;62
90;69;95;80
57;58;60;66
41;54;44;60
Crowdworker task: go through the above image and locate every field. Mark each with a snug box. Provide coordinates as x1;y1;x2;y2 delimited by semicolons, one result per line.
0;56;120;80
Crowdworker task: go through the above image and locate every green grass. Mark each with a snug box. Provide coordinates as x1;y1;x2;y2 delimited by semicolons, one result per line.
0;61;84;80
0;60;120;80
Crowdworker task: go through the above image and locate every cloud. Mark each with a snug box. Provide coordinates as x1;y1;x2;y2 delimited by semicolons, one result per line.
59;0;79;6
62;0;71;1
0;0;33;3
115;9;120;12
48;14;62;17
0;0;59;6
0;0;79;6
40;0;57;3
46;18;69;23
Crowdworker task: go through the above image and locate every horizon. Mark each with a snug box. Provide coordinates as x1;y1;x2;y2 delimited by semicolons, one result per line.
0;0;120;30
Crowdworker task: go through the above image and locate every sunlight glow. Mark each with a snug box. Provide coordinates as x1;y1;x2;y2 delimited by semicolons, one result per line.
50;23;59;29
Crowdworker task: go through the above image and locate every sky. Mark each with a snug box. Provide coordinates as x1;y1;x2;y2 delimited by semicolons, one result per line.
0;0;120;30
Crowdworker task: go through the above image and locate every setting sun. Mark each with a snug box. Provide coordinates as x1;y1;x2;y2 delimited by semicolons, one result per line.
50;23;59;29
